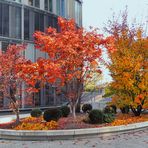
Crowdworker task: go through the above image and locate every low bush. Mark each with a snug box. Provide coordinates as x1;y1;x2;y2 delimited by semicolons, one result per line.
60;106;70;117
88;109;104;124
110;105;117;114
120;105;129;114
43;108;62;122
104;104;117;114
103;113;115;123
30;109;42;117
104;105;117;113
82;104;92;113
104;106;114;114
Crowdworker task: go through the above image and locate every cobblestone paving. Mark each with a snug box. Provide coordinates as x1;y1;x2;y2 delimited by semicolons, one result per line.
0;128;147;148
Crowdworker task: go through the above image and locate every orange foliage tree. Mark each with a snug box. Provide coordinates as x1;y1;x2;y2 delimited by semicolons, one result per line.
105;12;148;116
20;17;115;118
0;45;33;124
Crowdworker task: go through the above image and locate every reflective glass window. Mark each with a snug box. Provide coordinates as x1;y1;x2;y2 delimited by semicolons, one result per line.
44;0;48;11
35;0;40;8
2;4;9;37
15;7;22;38
24;8;30;40
61;0;65;17
0;3;2;35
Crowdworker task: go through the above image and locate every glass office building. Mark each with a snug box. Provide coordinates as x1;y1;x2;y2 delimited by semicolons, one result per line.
0;0;82;109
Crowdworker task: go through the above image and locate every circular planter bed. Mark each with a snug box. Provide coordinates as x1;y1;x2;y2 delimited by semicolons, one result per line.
0;113;147;141
0;113;147;130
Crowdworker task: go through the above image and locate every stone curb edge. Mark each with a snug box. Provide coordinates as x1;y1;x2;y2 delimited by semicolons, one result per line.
0;121;148;141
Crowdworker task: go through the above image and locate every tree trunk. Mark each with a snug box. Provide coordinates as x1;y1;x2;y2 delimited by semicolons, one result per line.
72;105;76;119
15;110;20;125
10;86;20;125
76;97;81;113
131;105;142;116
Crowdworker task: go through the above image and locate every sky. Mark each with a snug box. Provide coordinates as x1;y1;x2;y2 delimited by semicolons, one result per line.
83;0;148;83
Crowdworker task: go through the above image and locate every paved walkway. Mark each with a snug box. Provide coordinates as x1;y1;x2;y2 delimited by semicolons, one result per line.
0;128;147;148
0;114;29;124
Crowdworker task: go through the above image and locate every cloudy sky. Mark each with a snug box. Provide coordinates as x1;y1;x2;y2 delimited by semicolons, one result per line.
83;0;148;29
83;0;148;83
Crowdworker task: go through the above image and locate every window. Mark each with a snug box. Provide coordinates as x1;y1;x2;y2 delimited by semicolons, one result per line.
15;7;22;38
52;16;58;30
0;3;22;39
40;13;44;32
24;8;30;40
35;0;40;8
61;0;65;17
13;0;21;3
29;0;40;8
0;3;2;35
45;14;53;28
24;9;45;41
1;42;9;52
25;44;35;62
35;12;40;30
75;0;82;26
44;0;48;11
56;0;60;15
44;0;52;12
45;15;58;30
8;0;21;2
28;0;33;6
56;0;65;17
49;0;52;12
35;12;44;32
2;4;9;37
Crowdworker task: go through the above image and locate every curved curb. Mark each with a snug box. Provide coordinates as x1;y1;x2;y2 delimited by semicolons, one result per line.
0;121;148;141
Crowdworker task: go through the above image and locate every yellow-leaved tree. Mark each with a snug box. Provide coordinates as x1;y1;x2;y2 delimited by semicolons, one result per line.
105;11;148;116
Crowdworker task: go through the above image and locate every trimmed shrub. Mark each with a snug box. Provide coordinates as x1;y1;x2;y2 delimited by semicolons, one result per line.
60;106;70;117
110;105;117;114
82;104;92;113
89;109;104;124
30;109;42;117
120;105;129;114
103;113;115;123
43;108;62;122
104;106;114;114
104;105;117;114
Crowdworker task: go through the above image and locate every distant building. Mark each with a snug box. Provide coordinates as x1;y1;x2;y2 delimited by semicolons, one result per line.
0;0;82;109
97;83;109;96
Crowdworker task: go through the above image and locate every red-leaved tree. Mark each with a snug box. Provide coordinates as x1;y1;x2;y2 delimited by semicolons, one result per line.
0;45;34;124
20;17;115;118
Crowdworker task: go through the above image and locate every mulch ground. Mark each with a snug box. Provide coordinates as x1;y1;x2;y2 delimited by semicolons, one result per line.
0;112;147;130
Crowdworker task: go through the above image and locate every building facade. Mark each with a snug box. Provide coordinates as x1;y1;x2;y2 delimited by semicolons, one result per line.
0;0;82;109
